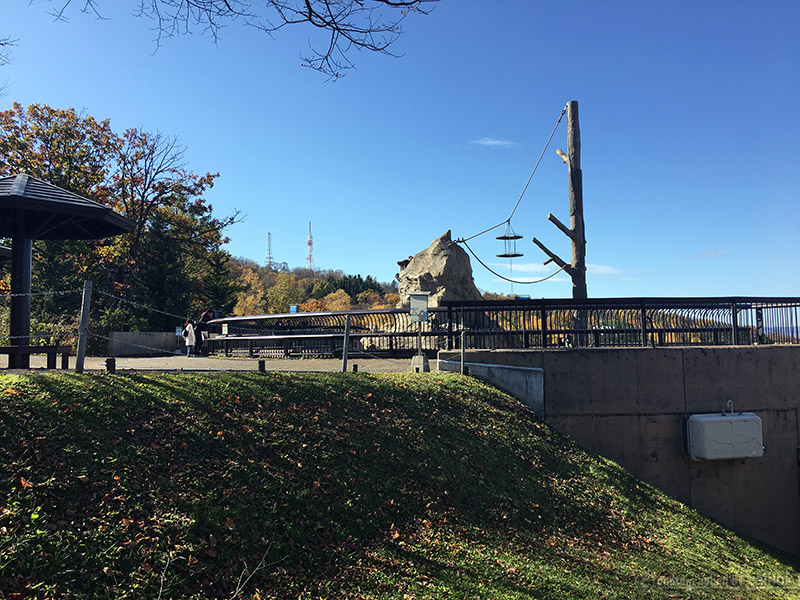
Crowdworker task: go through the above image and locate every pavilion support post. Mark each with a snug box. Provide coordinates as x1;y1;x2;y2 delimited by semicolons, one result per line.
75;280;92;373
9;237;32;369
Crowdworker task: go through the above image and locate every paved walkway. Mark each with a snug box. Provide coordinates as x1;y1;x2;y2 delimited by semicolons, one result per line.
1;354;421;373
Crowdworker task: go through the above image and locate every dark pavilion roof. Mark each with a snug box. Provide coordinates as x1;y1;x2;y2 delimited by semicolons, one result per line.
0;173;134;240
0;245;10;262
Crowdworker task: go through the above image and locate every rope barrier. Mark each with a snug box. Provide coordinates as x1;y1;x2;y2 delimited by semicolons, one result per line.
0;332;78;342
461;239;566;285
0;289;83;299
89;333;182;357
94;290;191;322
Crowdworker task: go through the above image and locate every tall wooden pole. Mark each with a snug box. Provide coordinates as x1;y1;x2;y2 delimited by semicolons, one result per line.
531;100;587;300
567;101;587;299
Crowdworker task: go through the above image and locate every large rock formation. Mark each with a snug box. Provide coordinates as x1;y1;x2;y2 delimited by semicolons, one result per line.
396;230;483;307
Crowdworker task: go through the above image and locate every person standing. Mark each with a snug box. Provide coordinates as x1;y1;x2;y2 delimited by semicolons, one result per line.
195;309;213;356
182;319;196;357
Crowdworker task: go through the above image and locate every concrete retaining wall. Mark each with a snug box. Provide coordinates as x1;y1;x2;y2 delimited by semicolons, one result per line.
108;331;182;357
438;346;800;556
438;359;544;414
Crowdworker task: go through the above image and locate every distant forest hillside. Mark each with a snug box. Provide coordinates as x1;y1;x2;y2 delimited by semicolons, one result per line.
227;256;400;316
227;257;516;317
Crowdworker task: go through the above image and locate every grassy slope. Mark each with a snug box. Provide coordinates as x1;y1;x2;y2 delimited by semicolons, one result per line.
0;371;798;600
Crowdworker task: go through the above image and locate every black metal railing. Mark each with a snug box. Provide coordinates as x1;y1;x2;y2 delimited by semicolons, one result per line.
206;297;800;358
442;297;800;350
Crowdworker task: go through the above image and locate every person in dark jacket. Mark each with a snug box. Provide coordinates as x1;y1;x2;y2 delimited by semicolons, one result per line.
195;309;213;356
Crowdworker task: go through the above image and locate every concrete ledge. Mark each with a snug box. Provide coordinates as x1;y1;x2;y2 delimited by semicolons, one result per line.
438;359;544;415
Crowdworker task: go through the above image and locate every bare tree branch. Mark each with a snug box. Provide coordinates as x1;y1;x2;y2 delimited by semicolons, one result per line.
37;0;438;78
0;37;16;95
0;37;14;65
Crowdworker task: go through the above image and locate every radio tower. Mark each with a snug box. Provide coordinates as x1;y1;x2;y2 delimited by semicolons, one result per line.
265;232;273;269
306;221;314;270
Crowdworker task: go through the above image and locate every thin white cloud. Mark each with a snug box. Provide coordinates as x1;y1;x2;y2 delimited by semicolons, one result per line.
490;262;551;274
695;249;730;259
470;137;519;148
587;263;622;276
490;262;624;279
490;275;569;285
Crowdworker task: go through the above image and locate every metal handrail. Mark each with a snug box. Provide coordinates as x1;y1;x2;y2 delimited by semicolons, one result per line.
206;297;800;358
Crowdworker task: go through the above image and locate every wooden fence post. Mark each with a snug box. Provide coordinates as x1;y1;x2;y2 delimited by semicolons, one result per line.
75;280;92;373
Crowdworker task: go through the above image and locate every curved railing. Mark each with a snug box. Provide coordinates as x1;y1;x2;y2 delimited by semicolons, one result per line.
206;297;800;358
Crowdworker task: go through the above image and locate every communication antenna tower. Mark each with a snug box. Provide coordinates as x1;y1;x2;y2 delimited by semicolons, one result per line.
306;221;314;270
265;232;273;269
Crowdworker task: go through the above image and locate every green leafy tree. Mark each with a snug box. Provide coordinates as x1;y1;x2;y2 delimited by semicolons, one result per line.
0;102;119;195
232;266;266;316
311;279;335;300
108;128;239;294
322;289;352;311
128;213;192;330
0;102;122;335
326;273;381;299
0;102;239;336
198;250;241;315
266;274;305;314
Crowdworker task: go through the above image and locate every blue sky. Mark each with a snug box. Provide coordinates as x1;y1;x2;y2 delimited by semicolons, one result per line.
3;0;799;298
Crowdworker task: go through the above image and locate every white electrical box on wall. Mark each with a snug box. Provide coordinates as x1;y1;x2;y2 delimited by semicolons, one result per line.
686;412;763;460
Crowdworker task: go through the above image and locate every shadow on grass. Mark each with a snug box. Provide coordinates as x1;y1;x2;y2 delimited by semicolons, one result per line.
1;371;798;599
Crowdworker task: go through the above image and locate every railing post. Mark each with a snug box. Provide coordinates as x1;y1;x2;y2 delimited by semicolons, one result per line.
539;301;548;348
756;307;765;344
460;329;466;375
342;314;351;373
731;301;739;345
446;306;453;350
640;301;648;348
459;306;465;348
